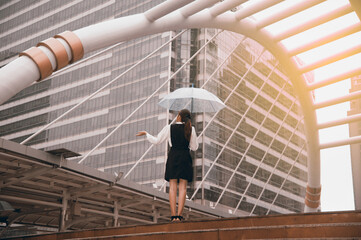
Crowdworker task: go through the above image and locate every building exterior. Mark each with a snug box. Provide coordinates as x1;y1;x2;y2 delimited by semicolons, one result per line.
348;76;361;210
0;0;308;216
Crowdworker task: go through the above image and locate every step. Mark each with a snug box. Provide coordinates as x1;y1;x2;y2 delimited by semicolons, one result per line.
6;210;361;239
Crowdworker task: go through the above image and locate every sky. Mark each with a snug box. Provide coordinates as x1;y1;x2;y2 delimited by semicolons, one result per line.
292;2;358;211
254;0;360;211
315;75;355;211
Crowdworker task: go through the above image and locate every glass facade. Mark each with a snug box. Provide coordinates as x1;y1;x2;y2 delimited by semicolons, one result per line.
0;0;307;216
190;30;307;214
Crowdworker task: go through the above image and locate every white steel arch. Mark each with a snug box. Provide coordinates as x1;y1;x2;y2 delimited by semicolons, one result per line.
1;0;361;212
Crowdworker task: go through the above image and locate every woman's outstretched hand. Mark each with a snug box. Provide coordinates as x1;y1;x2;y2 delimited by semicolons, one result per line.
136;131;147;136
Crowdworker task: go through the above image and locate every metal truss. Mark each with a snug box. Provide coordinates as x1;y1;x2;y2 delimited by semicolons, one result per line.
0;139;229;236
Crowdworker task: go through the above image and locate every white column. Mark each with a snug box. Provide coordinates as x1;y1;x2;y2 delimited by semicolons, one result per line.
349;123;361;210
59;191;69;232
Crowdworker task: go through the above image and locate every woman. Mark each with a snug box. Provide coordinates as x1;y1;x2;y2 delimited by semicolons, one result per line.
136;109;198;222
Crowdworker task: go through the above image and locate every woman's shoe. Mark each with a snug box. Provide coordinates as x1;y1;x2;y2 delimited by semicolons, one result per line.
177;216;184;221
171;216;179;222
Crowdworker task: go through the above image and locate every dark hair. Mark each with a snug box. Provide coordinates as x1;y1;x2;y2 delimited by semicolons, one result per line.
179;109;192;142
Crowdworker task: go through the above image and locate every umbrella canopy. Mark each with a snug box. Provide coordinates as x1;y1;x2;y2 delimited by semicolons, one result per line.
158;87;226;113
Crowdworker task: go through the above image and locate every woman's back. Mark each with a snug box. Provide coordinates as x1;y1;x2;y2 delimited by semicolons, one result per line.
170;124;189;150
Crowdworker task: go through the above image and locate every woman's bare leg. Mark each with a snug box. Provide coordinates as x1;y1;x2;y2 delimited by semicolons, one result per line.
177;179;188;217
169;179;177;217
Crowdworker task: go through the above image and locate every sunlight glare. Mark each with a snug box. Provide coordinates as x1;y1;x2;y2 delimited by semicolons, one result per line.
251;0;304;22
295;31;361;68
253;0;358;212
311;52;361;83
282;12;360;52
264;0;350;37
239;0;264;9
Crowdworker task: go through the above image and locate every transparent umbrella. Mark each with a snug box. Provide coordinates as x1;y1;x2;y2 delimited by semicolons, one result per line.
158;87;226;113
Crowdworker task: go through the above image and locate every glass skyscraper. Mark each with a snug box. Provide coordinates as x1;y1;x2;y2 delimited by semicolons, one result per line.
0;0;308;216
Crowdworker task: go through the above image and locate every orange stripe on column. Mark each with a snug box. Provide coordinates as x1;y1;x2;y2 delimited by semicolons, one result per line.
305;185;321;209
307;185;321;194
306;192;321;202
37;38;69;70
19;47;53;81
55;31;84;63
305;198;320;209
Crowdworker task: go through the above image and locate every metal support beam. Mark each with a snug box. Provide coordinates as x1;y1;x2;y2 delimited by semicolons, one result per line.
180;0;218;18
69;183;110;198
319;135;361;149
273;4;353;41
298;44;361;74
209;0;247;17
307;65;361;90
59;191;69;232
318;112;361;129
144;0;192;22
0;167;51;188
314;89;361;109
65;216;99;230
256;0;325;29
288;22;361;57
152;205;159;223
235;0;283;21
0;195;61;208
120;200;145;209
7;185;61;198
113;201;119;227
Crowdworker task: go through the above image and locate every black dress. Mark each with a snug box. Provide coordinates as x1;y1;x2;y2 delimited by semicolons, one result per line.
164;124;193;182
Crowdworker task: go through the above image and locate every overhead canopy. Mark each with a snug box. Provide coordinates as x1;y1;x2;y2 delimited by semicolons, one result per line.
0;138;228;235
